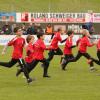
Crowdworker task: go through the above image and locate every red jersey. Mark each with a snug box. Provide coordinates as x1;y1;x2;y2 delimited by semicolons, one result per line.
64;37;73;55
50;32;62;49
25;43;34;63
7;37;25;59
33;39;48;60
97;39;100;51
77;36;94;53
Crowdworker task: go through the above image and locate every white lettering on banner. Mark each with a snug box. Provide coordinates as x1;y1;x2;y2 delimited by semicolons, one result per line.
16;13;87;23
2;12;100;23
68;24;82;33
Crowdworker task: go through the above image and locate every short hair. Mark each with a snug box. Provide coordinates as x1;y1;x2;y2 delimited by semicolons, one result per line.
26;35;34;43
14;27;20;33
67;30;73;36
37;34;43;39
82;29;90;36
57;28;62;32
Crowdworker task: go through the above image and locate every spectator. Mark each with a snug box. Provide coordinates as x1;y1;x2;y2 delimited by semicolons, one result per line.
2;22;12;35
82;22;95;35
34;23;44;35
26;23;35;35
0;27;3;34
45;23;53;35
11;24;17;35
21;23;27;35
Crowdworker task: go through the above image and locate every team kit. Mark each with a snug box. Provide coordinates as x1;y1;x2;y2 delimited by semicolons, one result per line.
0;27;100;84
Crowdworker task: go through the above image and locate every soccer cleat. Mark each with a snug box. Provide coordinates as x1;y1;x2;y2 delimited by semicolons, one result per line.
27;78;33;84
61;63;67;71
62;67;66;71
62;65;67;71
43;75;51;78
90;67;97;72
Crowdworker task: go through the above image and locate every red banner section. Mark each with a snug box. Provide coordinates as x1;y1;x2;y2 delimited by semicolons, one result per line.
16;13;87;23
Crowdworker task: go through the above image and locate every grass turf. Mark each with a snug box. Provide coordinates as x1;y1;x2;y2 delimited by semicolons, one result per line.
0;46;100;100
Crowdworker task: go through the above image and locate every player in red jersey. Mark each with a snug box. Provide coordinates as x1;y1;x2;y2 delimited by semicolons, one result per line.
17;34;51;77
47;28;66;63
61;31;76;70
62;29;96;71
30;34;51;77
25;35;35;64
0;27;32;84
16;35;35;76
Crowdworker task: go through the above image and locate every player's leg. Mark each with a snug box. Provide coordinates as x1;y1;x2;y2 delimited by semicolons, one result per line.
61;55;69;70
55;47;63;63
61;54;76;70
47;50;55;62
74;51;82;61
16;60;39;76
55;47;63;55
92;51;100;65
0;58;17;68
18;58;33;83
97;51;100;63
65;51;82;62
61;51;82;70
27;60;39;73
82;53;96;71
40;59;50;77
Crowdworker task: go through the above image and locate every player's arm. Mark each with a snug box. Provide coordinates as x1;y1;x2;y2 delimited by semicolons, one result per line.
70;45;76;48
1;44;8;55
66;42;76;49
1;41;13;55
66;38;76;49
41;44;49;50
40;41;51;50
87;38;95;47
1;37;16;55
49;33;54;43
51;33;55;39
60;38;67;43
76;38;81;46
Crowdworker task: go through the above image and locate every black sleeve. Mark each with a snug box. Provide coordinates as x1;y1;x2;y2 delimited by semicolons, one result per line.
60;38;67;43
70;45;76;48
89;37;96;39
51;33;55;39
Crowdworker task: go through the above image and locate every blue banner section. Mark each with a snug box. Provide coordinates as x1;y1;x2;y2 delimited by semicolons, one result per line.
0;12;16;22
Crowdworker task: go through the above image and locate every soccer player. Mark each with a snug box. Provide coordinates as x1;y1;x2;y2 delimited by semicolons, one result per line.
61;31;76;70
16;34;35;76
62;29;96;71
0;27;32;83
47;28;66;63
17;34;51;77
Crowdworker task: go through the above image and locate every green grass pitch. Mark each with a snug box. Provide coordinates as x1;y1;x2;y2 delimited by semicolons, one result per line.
0;46;100;100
